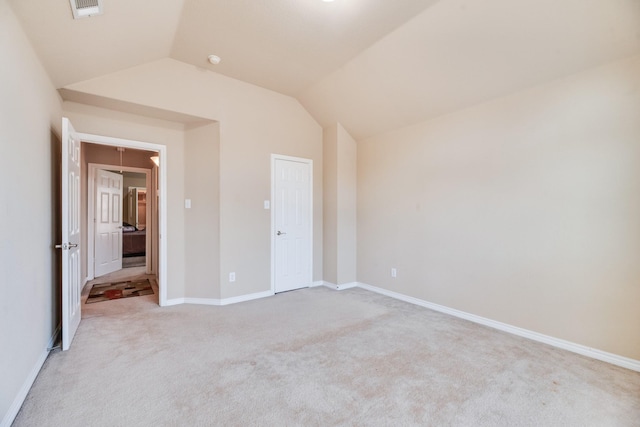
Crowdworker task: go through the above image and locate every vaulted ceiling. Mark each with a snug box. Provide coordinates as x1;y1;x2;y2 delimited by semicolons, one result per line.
9;0;640;139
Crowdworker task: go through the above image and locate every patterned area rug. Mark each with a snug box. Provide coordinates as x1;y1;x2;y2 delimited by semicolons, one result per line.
86;279;154;304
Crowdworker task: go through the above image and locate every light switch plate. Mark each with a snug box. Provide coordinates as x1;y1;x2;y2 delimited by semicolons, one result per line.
185;199;191;209
264;200;270;209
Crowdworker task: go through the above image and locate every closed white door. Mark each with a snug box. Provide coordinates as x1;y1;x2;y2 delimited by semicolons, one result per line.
61;118;82;351
273;156;312;293
95;169;123;277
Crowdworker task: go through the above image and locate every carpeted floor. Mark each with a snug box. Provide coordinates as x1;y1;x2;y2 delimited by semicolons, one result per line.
13;287;640;426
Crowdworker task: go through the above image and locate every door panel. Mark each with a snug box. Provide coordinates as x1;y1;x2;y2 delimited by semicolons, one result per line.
61;118;82;351
274;157;312;293
95;169;123;277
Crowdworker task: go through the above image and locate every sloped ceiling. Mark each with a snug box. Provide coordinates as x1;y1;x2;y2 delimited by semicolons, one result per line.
170;0;440;96
8;0;640;139
299;0;640;139
8;0;185;88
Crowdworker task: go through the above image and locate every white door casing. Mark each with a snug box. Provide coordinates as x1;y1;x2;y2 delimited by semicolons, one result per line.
81;135;167;307
61;118;82;351
94;169;123;277
272;155;313;293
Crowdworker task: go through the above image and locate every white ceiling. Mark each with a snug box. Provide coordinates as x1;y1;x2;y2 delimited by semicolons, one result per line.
8;0;640;139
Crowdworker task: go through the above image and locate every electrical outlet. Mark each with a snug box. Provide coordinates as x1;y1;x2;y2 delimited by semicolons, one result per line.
229;272;236;282
391;268;397;278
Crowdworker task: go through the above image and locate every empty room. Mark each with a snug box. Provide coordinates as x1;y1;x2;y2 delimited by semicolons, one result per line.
1;0;639;425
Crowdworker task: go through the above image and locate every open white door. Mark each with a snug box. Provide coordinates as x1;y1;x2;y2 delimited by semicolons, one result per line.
273;156;313;293
94;169;123;277
60;118;82;351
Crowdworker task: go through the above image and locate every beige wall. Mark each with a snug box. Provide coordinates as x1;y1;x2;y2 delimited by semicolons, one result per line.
323;125;338;284
336;124;357;285
65;58;323;299
64;101;187;300
323;123;357;285
0;0;62;422
84;144;157;169
185;122;220;299
357;55;640;360
123;172;147;191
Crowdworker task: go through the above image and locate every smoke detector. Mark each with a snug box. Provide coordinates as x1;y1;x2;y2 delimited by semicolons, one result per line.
69;0;104;19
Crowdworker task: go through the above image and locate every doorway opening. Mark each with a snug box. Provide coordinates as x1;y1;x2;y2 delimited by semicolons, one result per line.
88;162;154;279
78;134;168;307
61;118;168;351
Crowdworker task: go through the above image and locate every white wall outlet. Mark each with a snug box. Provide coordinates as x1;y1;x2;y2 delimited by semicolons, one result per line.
229;272;236;282
185;199;192;209
264;200;270;209
391;268;397;278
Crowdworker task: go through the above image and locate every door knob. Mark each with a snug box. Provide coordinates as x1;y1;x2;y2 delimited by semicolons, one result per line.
277;230;287;236
54;243;78;250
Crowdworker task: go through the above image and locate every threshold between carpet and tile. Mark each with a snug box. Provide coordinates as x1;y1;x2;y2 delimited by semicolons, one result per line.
12;286;640;426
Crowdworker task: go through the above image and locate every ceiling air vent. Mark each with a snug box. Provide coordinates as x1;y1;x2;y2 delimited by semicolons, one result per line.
69;0;104;19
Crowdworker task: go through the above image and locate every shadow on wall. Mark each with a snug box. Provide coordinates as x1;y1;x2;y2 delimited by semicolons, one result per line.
50;128;62;340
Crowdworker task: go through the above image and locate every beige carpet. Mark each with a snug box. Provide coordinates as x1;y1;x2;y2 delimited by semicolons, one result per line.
13;287;640;426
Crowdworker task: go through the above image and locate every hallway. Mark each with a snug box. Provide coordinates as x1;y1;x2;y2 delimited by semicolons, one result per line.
82;267;159;318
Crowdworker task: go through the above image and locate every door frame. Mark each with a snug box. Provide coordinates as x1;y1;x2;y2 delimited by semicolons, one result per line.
270;154;313;294
79;132;168;306
88;164;152;278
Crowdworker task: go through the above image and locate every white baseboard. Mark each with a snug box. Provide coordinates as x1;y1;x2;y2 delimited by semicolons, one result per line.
218;290;274;306
357;282;640;373
321;281;339;290
47;324;61;350
1;324;61;427
315;281;359;291
164;291;275;307
163;298;185;307
183;298;220;306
